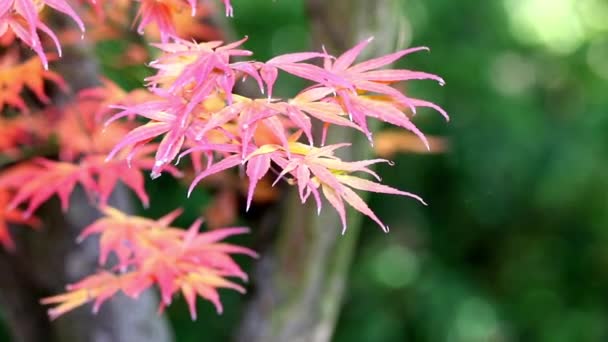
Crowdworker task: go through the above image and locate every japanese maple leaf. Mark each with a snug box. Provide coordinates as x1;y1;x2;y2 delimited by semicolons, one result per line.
134;0;233;41
247;142;426;233
77;206;186;266
185;106;294;206
0;0;85;69
68;0;224;44
105;91;196;178
147;37;258;106
105;85;272;180
258;51;343;100
41;271;127;320
0;189;40;250
0;148;181;217
272;87;364;146
313;37;448;146
110;39;294;181
79;78;155;122
193;97;287;157
53;98;136;161
0;50;68;112
135;0;189;43
142;1;223;42
85;150;182;208
0;158;94;217
42;206;256;320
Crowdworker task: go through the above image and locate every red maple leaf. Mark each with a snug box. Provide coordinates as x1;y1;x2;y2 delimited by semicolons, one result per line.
0;188;40;251
0;50;68;113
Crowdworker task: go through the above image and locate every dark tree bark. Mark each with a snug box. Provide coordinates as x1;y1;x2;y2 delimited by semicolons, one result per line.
237;1;403;342
0;21;173;342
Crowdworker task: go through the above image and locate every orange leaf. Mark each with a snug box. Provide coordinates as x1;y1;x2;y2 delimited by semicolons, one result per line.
373;130;447;157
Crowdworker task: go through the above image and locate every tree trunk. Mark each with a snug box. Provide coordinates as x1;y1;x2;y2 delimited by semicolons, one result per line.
237;1;403;341
0;22;173;342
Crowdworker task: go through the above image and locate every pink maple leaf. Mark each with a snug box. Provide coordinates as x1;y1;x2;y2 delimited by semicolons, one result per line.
316;37;447;146
257;51;332;100
135;0;190;43
246;142;426;233
147;37;256;103
1;0;84;69
105;90;195;178
0;189;41;251
0;148;180;217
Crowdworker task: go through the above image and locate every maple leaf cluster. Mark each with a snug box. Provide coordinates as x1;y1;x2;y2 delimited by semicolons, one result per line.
0;0;447;321
105;36;447;231
42;206;256;319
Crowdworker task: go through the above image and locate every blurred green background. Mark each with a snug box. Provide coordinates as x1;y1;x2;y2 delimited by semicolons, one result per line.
4;0;608;341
